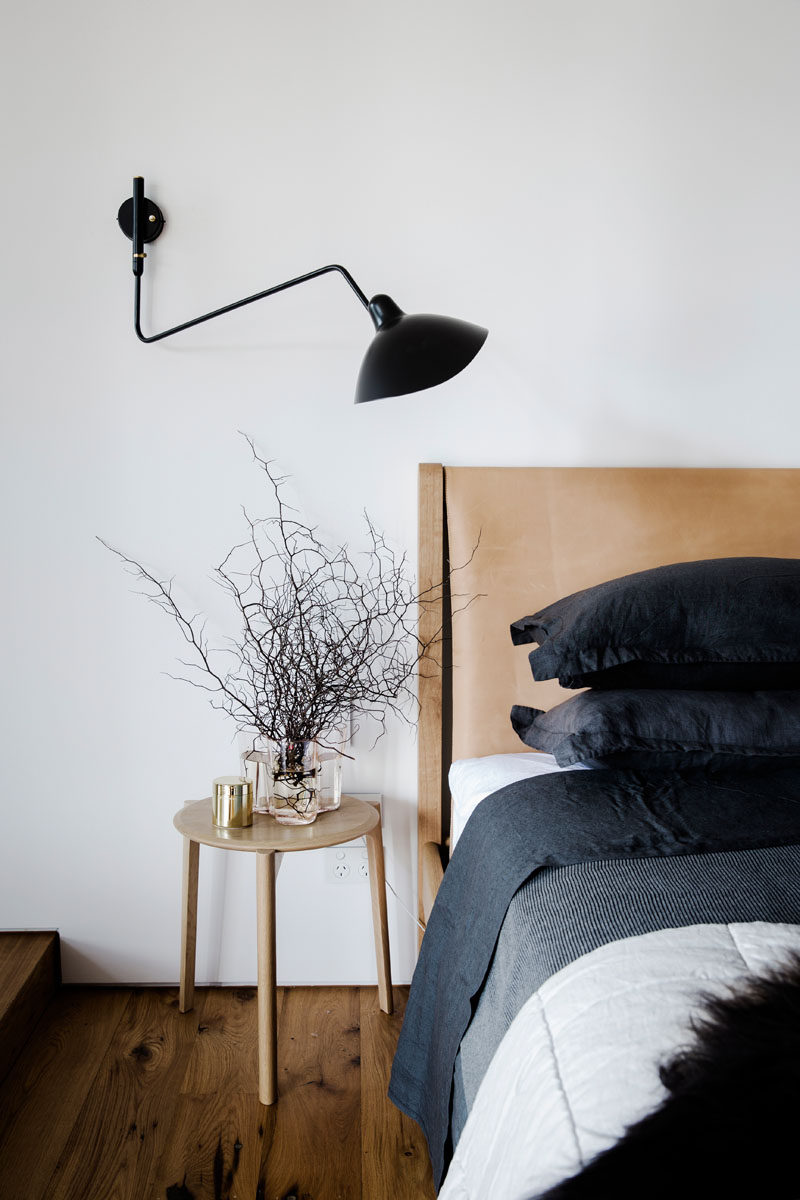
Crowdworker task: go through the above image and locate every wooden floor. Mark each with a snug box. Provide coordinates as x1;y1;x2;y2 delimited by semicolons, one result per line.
0;984;435;1200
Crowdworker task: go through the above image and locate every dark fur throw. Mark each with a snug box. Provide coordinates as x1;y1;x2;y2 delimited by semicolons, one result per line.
535;952;800;1199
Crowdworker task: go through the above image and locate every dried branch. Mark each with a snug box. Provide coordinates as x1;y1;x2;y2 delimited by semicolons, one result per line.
99;436;477;748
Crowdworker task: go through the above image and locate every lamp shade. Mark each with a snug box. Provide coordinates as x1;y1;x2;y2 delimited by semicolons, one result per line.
355;295;488;404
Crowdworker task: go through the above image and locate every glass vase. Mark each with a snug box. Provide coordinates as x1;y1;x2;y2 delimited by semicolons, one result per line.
318;727;347;812
268;739;320;825
239;733;273;814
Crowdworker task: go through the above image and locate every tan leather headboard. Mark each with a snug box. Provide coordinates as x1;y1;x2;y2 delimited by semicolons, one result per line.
444;467;800;761
416;464;800;924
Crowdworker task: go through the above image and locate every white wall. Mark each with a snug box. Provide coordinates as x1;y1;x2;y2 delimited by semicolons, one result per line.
2;0;799;985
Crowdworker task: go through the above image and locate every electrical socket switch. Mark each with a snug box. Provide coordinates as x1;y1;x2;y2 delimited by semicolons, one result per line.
325;846;370;885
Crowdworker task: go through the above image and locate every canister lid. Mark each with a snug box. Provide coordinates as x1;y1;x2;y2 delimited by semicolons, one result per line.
213;775;252;800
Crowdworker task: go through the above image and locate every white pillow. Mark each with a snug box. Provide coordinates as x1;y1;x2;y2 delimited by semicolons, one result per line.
448;752;590;849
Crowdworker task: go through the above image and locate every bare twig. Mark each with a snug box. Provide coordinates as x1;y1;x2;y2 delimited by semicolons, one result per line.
99;436;475;748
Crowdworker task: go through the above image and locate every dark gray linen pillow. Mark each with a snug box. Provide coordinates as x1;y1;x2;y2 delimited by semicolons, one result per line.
510;558;800;690
510;689;800;770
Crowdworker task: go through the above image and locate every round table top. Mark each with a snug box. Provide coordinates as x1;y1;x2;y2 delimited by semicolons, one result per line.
173;793;380;853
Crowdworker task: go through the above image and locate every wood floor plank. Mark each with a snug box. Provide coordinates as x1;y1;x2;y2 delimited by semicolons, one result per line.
149;986;278;1200
149;1089;276;1200
361;987;435;1200
257;986;362;1200
0;987;130;1200
41;988;198;1200
179;986;261;1096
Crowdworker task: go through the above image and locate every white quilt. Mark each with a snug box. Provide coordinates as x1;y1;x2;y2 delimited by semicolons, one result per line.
439;921;800;1200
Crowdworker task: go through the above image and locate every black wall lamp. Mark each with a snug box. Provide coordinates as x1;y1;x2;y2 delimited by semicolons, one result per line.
117;177;488;404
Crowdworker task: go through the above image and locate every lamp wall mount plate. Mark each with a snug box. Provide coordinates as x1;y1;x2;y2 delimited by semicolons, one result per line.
117;176;487;403
117;196;165;243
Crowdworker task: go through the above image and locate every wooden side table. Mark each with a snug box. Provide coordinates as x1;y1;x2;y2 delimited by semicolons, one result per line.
173;794;392;1105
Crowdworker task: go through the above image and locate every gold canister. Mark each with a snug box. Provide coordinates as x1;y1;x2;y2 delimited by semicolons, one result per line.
212;776;253;828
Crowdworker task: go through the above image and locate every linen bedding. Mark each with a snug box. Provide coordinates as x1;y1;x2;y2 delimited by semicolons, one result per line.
388;764;800;1190
452;838;800;1147
440;921;800;1200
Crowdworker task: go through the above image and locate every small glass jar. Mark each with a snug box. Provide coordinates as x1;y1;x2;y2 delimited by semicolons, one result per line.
268;739;320;825
317;727;347;812
239;732;273;814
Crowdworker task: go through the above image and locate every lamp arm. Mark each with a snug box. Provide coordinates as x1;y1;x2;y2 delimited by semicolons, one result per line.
133;262;372;344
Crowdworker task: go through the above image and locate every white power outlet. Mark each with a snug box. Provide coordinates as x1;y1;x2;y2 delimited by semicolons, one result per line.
325;845;369;884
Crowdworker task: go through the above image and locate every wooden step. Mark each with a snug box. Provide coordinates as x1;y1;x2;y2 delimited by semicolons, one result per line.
0;932;61;1084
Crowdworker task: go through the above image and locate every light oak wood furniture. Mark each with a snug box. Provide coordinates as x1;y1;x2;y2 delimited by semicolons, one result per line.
174;794;392;1105
417;464;800;929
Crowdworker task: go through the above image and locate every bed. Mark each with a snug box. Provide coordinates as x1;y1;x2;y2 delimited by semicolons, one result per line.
390;465;800;1197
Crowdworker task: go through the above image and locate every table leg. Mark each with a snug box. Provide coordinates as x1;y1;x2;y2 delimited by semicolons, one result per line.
256;849;278;1105
366;817;393;1015
179;837;199;1013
